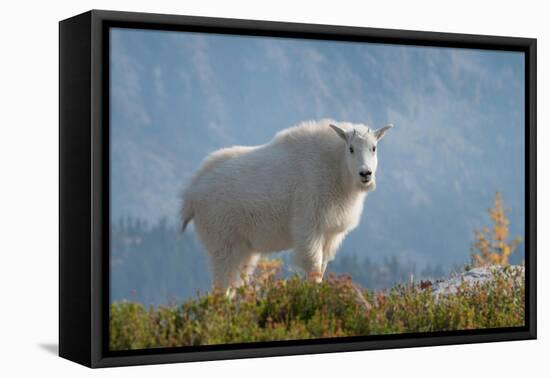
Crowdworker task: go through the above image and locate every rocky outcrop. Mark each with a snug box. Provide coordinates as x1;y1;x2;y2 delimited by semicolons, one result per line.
428;265;524;297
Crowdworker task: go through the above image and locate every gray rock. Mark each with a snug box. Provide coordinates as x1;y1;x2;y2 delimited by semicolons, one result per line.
429;265;524;297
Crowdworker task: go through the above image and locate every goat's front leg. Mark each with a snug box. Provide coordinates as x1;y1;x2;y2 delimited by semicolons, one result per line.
321;232;346;278
294;236;325;283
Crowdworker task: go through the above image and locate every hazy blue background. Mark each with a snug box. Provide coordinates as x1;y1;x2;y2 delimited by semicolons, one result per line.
109;28;525;305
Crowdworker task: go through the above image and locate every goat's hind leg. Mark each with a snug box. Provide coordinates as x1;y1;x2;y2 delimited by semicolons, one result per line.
209;242;255;296
240;253;260;285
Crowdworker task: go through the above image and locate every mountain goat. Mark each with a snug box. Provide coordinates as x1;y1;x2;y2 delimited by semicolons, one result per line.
181;119;392;289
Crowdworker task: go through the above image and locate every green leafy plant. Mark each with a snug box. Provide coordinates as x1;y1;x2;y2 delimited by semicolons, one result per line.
110;260;524;351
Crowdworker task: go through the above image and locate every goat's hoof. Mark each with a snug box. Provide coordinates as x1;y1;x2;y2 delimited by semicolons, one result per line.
308;271;323;283
225;287;237;300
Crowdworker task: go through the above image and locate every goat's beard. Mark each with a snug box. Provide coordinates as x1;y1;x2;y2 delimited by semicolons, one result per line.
360;177;376;192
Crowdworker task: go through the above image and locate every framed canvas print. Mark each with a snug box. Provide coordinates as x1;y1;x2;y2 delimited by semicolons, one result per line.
59;10;537;368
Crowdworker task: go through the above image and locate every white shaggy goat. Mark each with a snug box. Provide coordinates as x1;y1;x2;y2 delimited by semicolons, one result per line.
181;119;392;289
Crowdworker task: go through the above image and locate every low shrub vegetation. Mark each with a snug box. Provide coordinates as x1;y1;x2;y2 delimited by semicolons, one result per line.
110;260;524;351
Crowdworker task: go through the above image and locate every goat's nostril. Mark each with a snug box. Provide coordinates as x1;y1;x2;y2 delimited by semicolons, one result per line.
359;170;372;178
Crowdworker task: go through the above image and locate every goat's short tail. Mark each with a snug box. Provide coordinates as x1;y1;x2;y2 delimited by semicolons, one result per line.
180;196;194;234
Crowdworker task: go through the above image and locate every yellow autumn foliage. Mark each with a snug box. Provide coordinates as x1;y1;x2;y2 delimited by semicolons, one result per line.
470;191;522;267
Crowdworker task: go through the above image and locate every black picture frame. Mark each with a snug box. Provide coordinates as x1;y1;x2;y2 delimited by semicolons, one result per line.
59;9;537;368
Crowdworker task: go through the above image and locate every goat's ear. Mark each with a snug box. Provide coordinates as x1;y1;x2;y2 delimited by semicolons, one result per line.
374;124;393;141
329;124;348;142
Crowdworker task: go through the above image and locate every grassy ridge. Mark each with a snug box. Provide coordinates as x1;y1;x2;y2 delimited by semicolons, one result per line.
110;261;524;351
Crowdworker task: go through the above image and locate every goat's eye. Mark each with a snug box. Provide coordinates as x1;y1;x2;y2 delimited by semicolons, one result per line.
349;146;354;154
372;146;376;152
